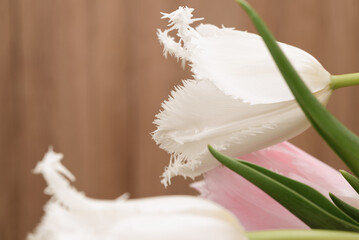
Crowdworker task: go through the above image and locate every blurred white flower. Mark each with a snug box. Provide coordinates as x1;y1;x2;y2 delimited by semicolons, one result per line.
28;148;247;240
153;7;332;186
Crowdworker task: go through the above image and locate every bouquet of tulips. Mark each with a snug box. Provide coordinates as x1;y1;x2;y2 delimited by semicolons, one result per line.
28;0;359;239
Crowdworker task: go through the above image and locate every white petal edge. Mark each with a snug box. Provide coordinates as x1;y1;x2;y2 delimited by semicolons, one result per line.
158;7;331;104
153;80;332;186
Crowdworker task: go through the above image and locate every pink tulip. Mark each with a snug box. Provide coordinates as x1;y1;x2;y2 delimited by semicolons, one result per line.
192;141;359;231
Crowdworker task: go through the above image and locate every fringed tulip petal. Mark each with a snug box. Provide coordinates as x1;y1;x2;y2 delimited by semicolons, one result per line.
157;7;330;104
154;80;331;185
154;7;332;185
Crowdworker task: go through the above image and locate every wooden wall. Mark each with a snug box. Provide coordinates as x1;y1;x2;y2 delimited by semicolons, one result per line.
1;0;359;239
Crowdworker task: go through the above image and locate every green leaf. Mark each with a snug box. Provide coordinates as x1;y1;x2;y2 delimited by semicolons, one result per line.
330;193;359;223
239;161;358;225
247;230;359;240
236;0;359;177
340;170;359;195
208;145;359;231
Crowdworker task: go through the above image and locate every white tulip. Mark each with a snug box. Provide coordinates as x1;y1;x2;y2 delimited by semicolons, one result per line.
28;148;247;240
153;6;332;186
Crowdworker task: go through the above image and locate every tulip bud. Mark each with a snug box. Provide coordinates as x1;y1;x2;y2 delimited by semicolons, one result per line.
153;7;332;185
28;148;247;240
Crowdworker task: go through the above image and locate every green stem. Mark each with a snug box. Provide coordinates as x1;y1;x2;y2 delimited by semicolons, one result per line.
247;230;359;240
331;73;359;90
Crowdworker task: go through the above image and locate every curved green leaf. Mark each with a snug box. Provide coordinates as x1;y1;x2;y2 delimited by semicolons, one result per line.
208;145;359;231
236;0;359;177
240;161;358;225
330;193;359;223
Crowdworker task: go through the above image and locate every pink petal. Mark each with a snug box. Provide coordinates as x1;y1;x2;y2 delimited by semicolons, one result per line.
192;141;359;230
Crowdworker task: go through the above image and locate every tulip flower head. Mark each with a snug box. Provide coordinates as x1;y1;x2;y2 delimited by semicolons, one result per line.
192;141;359;230
28;148;247;240
153;6;332;186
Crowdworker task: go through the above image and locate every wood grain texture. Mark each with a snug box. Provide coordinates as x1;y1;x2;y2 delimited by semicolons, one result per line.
0;0;358;239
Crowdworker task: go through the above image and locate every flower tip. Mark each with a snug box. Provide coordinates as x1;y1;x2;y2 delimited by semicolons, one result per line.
207;144;216;155
236;0;249;7
328;192;340;203
339;170;351;179
236;0;257;19
207;145;224;164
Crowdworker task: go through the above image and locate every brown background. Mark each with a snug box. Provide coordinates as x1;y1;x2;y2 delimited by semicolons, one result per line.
1;0;359;239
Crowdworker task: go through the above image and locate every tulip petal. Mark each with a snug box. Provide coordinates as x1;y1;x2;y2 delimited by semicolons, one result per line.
193;142;359;230
193;166;309;230
153;79;331;185
158;7;330;104
191;24;330;104
29;148;247;240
